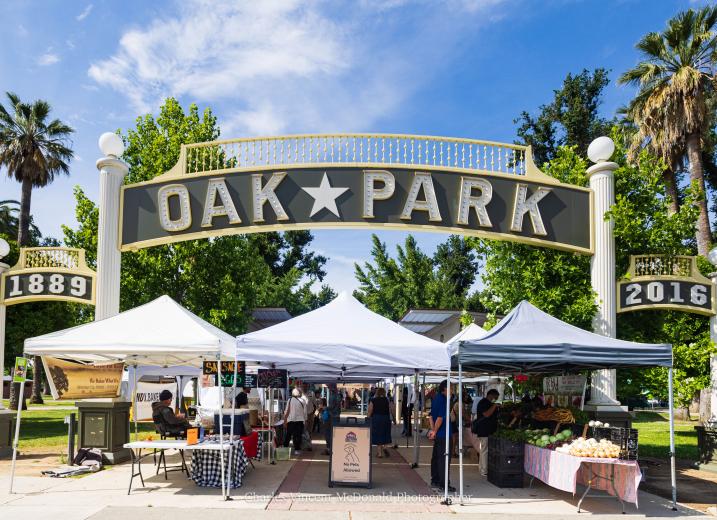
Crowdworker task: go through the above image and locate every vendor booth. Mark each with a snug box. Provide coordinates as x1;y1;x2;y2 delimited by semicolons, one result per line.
22;295;252;499
449;300;675;512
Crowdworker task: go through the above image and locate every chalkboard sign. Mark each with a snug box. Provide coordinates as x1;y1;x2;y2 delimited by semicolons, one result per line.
202;361;246;387
244;373;257;388
257;368;288;388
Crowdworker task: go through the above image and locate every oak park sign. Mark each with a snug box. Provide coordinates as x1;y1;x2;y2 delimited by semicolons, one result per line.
118;136;593;254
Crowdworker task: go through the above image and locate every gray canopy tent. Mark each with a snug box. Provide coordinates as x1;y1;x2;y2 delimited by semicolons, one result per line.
448;301;675;510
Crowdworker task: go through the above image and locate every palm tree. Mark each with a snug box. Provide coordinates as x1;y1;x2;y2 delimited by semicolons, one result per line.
0;92;74;405
0;199;41;239
619;6;717;255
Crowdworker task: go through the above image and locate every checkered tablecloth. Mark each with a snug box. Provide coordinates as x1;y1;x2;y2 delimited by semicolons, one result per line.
524;444;642;506
190;440;248;488
255;433;263;461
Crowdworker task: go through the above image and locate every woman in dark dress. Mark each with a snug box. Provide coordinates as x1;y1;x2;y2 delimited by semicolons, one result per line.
368;387;393;458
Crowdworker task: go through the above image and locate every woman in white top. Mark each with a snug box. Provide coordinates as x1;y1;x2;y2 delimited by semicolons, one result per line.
283;388;306;455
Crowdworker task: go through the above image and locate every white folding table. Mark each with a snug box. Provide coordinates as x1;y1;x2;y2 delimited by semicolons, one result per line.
123;440;234;495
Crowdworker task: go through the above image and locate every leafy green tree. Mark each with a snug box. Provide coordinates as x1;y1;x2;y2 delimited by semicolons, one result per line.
619;6;717;256
0;92;74;404
354;234;478;321
515;69;612;166
63;98;330;334
470;147;597;329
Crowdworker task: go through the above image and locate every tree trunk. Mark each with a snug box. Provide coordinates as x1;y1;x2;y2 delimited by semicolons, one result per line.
17;175;33;247
29;355;44;404
663;167;679;215
9;380;27;411
686;133;712;256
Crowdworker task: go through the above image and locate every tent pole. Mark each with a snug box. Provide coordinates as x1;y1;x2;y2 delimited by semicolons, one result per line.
458;363;464;506
217;355;226;500
668;367;677;511
8;379;25;494
132;363;138;442
443;367;451;504
412;369;419;467
227;357;238;500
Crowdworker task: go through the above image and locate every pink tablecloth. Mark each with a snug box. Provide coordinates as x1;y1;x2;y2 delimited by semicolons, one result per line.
523;444;642;506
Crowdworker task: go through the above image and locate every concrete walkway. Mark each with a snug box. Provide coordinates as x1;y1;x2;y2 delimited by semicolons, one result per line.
0;424;705;518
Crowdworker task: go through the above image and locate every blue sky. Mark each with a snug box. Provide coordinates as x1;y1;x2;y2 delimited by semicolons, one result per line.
0;0;708;294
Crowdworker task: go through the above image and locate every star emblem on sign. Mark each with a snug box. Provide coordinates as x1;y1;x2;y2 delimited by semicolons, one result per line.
301;173;349;218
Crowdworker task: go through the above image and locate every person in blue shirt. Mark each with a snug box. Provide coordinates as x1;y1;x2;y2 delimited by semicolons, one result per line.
428;380;454;491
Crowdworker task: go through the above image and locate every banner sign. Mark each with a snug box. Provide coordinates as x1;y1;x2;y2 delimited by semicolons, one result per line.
134;381;178;420
0;248;96;306
202;360;246;387
120;166;593;254
42;356;123;400
543;375;586;409
617;255;715;316
13;357;28;383
257;368;288;388
329;424;372;488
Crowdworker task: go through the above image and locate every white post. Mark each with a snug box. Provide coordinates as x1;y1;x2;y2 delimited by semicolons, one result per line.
8;379;25;493
707;263;717;423
458;363;464;505
443;369;451;503
95;133;128;321
668;368;677;510
586;137;620;408
0;251;8;410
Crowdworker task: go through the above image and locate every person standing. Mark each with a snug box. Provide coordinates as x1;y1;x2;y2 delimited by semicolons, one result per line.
401;385;415;437
428;380;454;492
472;389;500;476
283;388;306;456
323;384;342;455
368;387;393;458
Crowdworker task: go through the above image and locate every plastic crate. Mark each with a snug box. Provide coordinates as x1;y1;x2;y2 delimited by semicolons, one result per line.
593;427;638;460
488;452;524;472
275;447;291;460
487;468;524;488
488;436;525;457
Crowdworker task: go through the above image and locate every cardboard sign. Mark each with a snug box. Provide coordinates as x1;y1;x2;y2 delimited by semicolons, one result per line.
134;381;178;420
543;375;587;409
329;424;372;488
13;357;28;383
42;356;123;400
202;360;246;387
257;368;288;388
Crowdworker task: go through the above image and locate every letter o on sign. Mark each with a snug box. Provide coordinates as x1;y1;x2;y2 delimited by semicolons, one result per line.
158;184;192;232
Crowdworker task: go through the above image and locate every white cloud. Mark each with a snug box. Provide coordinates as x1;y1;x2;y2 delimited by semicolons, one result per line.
76;4;93;21
37;51;60;66
89;0;508;134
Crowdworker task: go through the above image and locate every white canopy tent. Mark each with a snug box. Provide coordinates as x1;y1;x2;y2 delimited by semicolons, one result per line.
235;292;449;377
24;295;236;366
445;322;489;346
22;295;248;500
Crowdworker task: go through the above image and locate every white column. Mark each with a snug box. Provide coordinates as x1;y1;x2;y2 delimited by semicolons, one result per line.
95;133;128;321
586;137;619;406
0;258;8;409
709;273;717;423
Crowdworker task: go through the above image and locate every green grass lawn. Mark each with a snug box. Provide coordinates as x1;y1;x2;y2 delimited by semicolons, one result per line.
632;411;698;461
6;405;156;451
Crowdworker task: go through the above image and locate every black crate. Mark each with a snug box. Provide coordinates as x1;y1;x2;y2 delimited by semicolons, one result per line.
488;436;525;457
488;452;524;472
487;468;524;488
592;427;638;460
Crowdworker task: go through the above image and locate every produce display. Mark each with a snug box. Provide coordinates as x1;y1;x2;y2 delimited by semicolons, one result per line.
532;407;575;423
523;427;574;449
556;437;621;458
